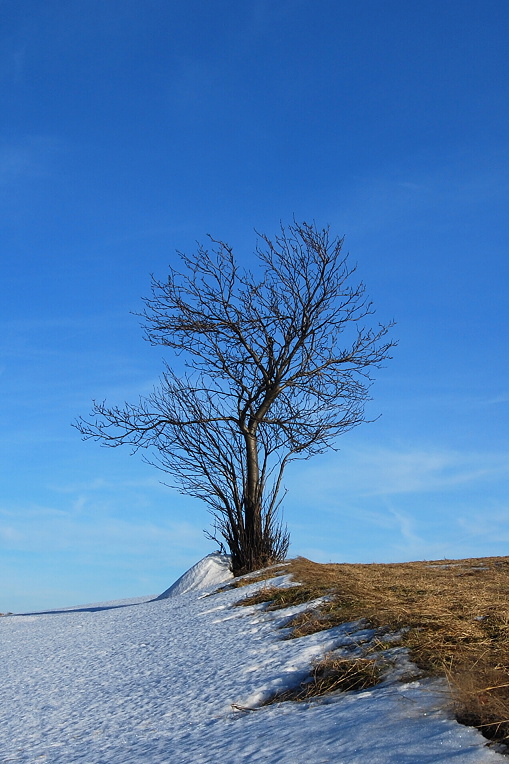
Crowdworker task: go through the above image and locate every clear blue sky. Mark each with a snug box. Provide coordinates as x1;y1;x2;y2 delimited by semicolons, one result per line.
1;0;508;612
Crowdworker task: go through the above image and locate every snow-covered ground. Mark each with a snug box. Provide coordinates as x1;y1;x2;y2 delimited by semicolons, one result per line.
0;555;505;763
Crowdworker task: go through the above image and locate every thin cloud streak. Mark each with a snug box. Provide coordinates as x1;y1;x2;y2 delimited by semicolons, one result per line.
288;445;509;500
0;501;204;556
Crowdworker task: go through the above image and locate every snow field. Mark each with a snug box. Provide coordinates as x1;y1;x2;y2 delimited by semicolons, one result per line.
0;556;505;763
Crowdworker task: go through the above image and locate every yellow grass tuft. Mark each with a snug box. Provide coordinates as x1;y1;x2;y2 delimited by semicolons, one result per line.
263;654;382;705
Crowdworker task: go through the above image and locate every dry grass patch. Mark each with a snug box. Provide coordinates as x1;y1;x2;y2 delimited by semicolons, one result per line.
281;556;509;747
213;565;290;594
236;583;329;611
263;654;382;705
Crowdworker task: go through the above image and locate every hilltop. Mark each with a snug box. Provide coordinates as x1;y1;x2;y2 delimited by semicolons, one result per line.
0;554;506;763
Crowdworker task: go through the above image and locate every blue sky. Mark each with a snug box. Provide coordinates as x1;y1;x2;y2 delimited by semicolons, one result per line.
1;0;508;612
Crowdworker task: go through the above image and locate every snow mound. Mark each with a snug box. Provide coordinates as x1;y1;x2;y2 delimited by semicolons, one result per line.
155;553;233;599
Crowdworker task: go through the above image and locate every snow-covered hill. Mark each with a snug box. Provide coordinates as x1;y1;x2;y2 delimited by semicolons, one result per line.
0;555;504;763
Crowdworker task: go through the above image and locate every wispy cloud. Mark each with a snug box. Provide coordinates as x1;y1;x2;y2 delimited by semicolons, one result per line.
286;444;509;562
328;146;509;243
457;508;509;545
288;445;509;501
0;501;204;556
48;475;166;495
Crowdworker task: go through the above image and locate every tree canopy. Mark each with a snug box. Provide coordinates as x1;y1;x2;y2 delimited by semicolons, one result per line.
76;221;395;574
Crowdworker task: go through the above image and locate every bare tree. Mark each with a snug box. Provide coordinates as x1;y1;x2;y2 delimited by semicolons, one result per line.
76;222;395;575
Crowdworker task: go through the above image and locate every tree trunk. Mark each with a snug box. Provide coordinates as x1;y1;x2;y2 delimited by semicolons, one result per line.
236;430;264;574
244;431;261;532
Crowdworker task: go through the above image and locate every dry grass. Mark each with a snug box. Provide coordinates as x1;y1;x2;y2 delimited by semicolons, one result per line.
235;583;329;610
263;654;382;705
213;564;290;593
237;555;509;747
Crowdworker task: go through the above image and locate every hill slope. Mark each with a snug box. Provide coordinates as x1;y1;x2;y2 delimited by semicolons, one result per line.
0;556;505;763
